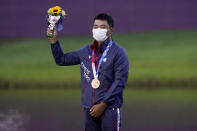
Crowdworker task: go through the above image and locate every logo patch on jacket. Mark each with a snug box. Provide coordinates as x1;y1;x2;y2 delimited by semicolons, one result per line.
103;58;107;62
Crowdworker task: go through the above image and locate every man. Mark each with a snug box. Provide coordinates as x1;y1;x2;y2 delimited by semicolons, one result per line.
47;13;129;131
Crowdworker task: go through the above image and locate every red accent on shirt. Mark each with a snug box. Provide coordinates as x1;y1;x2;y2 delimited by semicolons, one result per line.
91;41;101;106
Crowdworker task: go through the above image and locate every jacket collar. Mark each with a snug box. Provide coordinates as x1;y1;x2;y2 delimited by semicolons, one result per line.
90;39;111;53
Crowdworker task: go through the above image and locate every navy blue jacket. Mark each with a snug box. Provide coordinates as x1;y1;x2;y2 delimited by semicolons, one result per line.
51;39;129;109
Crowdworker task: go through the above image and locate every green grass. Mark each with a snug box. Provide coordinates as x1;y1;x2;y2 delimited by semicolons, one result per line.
0;30;197;84
0;88;197;102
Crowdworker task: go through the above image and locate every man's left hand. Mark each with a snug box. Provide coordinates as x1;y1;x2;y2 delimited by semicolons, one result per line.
90;102;107;117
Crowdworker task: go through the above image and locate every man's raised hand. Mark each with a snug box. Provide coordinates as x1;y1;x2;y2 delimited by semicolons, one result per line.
47;27;58;44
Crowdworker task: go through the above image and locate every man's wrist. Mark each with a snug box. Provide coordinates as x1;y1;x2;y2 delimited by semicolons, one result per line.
50;38;58;44
100;102;107;108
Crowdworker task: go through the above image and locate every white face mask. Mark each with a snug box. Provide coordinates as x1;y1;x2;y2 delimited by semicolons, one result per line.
92;28;108;42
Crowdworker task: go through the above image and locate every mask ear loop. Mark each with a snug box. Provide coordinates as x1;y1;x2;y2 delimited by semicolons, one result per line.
107;27;113;38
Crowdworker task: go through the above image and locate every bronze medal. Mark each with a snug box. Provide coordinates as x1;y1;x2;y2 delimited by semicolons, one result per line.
91;78;100;89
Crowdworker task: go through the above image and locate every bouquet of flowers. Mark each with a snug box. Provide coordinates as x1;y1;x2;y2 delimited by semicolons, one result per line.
47;6;66;37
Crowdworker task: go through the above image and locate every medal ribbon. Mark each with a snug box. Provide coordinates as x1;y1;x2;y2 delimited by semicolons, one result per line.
92;40;113;79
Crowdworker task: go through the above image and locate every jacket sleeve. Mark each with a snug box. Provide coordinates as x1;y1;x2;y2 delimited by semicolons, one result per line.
102;48;129;105
51;41;81;66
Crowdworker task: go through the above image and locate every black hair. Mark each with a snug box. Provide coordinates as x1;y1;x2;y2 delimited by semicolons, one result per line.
93;13;114;28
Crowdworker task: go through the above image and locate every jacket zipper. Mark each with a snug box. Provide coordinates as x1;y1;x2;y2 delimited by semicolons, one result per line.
92;45;101;106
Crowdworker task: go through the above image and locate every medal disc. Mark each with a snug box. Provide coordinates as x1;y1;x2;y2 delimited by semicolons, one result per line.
91;78;100;89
